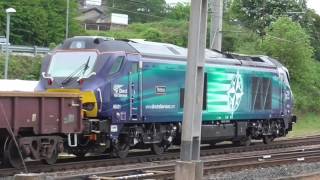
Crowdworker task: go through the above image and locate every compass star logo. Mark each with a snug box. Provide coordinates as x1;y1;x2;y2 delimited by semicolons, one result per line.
227;71;243;112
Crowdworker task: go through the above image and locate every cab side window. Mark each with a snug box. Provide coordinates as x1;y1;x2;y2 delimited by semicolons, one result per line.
131;63;138;73
109;56;124;75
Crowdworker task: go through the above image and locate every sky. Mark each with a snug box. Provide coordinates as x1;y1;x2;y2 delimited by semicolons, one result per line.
307;0;320;14
165;0;320;15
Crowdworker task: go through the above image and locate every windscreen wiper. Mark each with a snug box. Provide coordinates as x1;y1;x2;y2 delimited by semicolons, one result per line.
61;57;91;86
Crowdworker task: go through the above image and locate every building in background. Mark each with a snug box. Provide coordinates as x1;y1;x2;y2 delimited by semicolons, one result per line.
84;0;102;6
79;0;103;7
77;0;128;31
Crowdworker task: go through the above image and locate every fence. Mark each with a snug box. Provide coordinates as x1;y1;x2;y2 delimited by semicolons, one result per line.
0;45;50;56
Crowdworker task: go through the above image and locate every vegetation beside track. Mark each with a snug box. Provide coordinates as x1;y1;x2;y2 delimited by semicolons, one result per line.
288;113;320;138
0;54;42;80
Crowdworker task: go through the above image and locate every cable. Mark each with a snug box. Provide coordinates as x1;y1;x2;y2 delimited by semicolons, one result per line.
0;103;28;173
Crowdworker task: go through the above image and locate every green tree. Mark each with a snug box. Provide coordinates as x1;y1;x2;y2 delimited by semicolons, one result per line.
230;0;307;36
262;17;319;111
263;17;313;80
166;2;190;21
306;10;320;61
87;20;189;47
0;0;82;46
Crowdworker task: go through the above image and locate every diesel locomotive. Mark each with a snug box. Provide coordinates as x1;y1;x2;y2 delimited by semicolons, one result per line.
36;36;296;159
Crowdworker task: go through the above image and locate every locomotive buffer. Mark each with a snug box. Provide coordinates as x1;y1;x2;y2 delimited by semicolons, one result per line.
175;0;208;179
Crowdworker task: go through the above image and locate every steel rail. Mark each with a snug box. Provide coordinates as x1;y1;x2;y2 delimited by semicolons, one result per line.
56;149;320;179
2;135;320;177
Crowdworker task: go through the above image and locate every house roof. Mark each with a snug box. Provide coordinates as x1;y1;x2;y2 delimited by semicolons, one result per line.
80;7;104;14
77;7;109;23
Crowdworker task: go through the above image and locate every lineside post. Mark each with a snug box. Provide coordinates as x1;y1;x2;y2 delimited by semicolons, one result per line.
210;0;223;51
175;0;208;179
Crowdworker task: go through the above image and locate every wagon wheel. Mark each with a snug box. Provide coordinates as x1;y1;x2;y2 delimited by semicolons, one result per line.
4;138;24;168
42;146;58;165
0;136;7;160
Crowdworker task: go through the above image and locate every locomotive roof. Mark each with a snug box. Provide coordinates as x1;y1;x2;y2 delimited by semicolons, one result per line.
59;37;282;69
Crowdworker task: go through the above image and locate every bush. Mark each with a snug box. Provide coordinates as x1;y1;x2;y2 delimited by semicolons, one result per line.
262;17;320;112
0;54;42;80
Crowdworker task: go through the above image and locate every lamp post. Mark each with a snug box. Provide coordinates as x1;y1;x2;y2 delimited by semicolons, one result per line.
4;8;16;79
66;0;69;39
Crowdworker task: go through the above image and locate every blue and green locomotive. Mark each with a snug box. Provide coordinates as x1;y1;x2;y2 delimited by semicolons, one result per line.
37;36;296;157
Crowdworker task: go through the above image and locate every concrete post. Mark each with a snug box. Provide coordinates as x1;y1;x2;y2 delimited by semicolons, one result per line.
175;0;208;179
210;0;223;51
175;160;203;180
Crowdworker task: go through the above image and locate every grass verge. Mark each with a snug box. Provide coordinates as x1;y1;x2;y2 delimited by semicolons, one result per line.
288;112;320;138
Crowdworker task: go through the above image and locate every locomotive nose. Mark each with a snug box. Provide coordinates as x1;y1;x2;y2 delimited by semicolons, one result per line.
47;89;98;118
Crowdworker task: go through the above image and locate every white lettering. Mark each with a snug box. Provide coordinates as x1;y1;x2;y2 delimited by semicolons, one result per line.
113;84;128;98
145;104;176;110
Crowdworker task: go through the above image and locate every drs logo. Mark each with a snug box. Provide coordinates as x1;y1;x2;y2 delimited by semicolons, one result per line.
113;84;128;98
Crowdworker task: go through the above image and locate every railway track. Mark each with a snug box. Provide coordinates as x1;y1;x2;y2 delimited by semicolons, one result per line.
2;135;320;177
56;145;320;179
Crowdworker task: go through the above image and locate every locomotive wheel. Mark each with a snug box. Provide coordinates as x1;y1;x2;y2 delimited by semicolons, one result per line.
42;147;58;165
73;150;87;158
4;138;24;168
232;140;241;146
233;135;251;146
241;135;252;146
114;143;130;159
151;140;171;155
151;143;165;155
263;135;274;144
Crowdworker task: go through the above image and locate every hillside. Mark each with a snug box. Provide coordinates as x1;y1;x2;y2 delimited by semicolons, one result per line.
0;54;42;80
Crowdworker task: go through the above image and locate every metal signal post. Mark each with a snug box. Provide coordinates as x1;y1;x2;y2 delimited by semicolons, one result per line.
175;0;208;179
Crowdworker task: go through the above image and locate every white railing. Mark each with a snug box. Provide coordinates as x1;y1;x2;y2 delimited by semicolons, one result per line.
0;44;50;56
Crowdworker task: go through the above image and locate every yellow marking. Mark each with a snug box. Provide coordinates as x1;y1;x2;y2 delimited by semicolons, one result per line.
47;89;98;117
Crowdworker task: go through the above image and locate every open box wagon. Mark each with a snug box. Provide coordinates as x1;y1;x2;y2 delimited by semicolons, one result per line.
0;92;82;168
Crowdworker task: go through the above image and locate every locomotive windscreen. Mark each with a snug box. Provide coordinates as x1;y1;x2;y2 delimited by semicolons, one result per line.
48;51;97;77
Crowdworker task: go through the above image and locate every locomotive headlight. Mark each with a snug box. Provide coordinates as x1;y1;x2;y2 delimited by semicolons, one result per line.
83;102;95;111
116;112;121;119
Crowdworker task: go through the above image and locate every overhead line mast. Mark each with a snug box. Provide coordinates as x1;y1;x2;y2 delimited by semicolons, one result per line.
210;0;223;51
175;0;208;179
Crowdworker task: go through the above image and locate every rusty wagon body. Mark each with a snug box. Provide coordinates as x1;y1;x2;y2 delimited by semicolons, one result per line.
0;92;82;167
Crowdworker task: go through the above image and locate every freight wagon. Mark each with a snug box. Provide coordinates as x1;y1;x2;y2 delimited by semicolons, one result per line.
0;92;82;168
